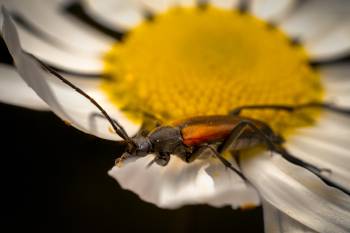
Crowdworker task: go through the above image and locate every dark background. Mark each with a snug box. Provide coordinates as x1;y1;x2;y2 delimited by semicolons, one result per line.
1;104;264;233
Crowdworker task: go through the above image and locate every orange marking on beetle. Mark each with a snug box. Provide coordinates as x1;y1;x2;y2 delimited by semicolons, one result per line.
176;115;260;146
181;123;235;146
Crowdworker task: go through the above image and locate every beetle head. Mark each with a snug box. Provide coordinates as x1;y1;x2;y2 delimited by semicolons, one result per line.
115;135;152;167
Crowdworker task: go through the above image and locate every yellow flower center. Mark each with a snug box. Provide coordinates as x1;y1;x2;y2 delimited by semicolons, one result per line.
102;7;323;135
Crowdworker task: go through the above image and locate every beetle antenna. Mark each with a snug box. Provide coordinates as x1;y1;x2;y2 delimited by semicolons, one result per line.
230;102;350;116
25;52;133;143
308;102;350;115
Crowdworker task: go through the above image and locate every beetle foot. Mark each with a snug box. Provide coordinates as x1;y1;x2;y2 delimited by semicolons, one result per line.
115;152;131;168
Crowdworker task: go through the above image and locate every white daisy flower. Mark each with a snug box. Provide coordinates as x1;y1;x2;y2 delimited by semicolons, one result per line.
1;1;350;232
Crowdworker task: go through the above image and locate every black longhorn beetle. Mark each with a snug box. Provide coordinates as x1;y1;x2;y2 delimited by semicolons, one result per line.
30;53;350;196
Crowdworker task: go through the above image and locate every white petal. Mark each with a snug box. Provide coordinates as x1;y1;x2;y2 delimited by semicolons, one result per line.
176;0;196;7
0;0;113;55
283;108;350;215
204;158;260;208
263;200;318;233
306;23;350;61
250;0;296;22
0;64;48;110
287;109;350;186
321;63;350;107
279;0;350;45
139;0;199;13
242;151;350;233
82;0;145;30
60;73;102;91
140;0;196;10
312;112;350;137
138;0;176;13
321;63;350;92
287;113;350;186
12;27;104;74
295;122;350;155
286;137;349;190
209;0;239;9
109;155;259;209
0;2;104;74
1;8;139;140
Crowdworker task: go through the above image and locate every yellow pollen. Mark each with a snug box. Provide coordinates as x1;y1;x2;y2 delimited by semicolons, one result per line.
102;7;323;135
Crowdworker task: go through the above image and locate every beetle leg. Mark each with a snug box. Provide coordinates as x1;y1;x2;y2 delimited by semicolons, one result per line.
273;146;349;195
229;102;350;116
231;151;241;170
146;157;156;168
230;105;295;115
183;143;248;182
218;123;250;153
229;119;350;196
147;152;171;168
185;146;209;163
204;145;248;182
115;152;134;167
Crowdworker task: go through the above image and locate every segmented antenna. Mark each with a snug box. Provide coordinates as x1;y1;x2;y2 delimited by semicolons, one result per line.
25;52;133;143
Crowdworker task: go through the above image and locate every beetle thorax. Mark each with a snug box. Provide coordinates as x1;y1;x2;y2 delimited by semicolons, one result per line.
148;126;185;154
131;135;152;157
